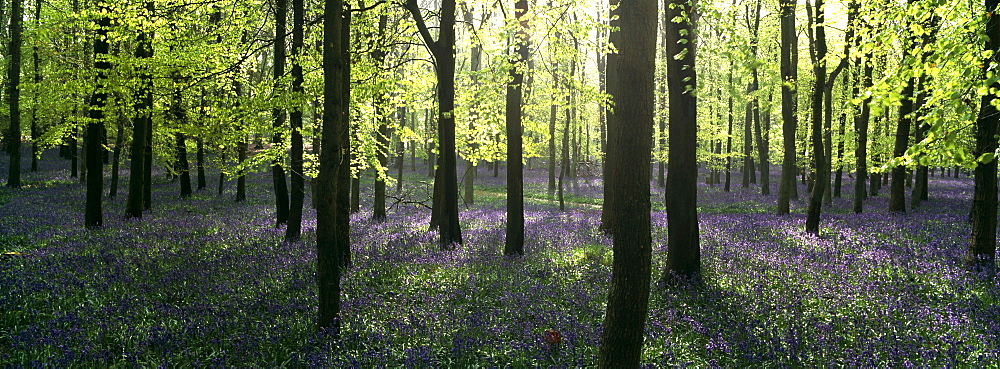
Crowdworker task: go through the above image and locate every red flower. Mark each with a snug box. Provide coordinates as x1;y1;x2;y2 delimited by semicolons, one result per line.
544;329;561;345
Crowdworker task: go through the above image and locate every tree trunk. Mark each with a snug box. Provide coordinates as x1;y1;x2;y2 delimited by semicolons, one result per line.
599;0;621;233
777;0;798;214
197;137;206;190
316;0;349;334
889;2;920;213
404;0;462;248
126;9;153;217
504;0;528;256
804;0;828;235
108;119;124;198
968;0;999;272
176;132;191;197
271;0;290;226
29;0;39;172
85;3;110;227
598;1;655;367
4;0;21;188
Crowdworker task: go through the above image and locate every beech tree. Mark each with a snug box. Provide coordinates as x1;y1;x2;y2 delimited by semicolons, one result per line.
504;0;528;257
969;0;999;271
5;0;21;189
598;0;655;365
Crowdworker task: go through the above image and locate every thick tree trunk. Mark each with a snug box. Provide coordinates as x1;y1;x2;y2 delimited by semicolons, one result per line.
504;0;528;256
598;1;656;367
777;0;798;214
804;0;828;235
316;0;349;334
404;0;462;248
126;11;154;217
85;4;110;227
968;0;999;272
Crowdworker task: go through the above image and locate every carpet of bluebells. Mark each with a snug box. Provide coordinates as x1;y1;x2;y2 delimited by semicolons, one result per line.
1;149;999;367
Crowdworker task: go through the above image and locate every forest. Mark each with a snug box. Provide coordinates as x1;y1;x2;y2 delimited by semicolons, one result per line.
1;0;1000;366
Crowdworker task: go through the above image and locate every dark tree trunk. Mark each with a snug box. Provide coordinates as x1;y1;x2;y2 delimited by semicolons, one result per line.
4;0;21;188
85;3;110;228
371;13;389;222
912;16;938;207
504;0;528;256
316;0;349;334
834;113;846;197
804;0;828;235
599;0;621;233
271;0;290;226
597;0;656;367
853;14;872;213
29;0;39;172
285;0;306;239
218;152;225;195
108;119;124;198
463;7;481;205
70;127;78;178
404;0;463;248
196;138;206;190
351;175;360;213
176;133;191;197
548;85;558;193
126;10;153;218
968;0;1000;272
662;0;700;277
559;87;570;212
777;0;798;214
889;3;920;213
396;106;406;192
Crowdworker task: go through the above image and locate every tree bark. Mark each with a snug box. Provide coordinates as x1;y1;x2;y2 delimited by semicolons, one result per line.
316;0;349;334
404;0;463;248
4;0;21;188
271;0;290;226
968;0;1000;272
777;0;798;214
85;2;110;227
597;0;656;367
804;0;828;235
126;5;154;217
504;0;528;256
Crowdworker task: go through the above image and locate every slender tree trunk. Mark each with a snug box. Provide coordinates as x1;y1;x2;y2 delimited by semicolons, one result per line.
285;0;306;238
197;138;206;189
598;1;656;366
271;0;290;226
599;0;621;233
853;17;872;213
109;119;124;198
777;0;798;214
397;106;406;192
29;0;40;172
4;0;21;188
176;132;191;197
889;2;920;213
548;82;558;192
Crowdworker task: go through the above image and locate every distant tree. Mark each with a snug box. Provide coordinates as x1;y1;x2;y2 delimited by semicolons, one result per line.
852;0;872;214
5;0;22;189
372;12;389;223
504;0;528;256
968;0;999;271
85;1;110;228
598;0;656;366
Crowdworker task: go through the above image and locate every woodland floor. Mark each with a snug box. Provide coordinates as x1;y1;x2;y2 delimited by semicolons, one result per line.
1;149;999;367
